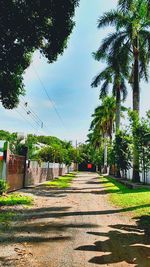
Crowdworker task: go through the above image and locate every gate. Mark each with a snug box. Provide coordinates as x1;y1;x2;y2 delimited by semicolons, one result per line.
78;162;96;172
7;154;26;192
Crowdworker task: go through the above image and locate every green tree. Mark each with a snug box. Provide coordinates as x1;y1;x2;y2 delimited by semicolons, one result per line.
113;130;132;178
94;0;150;181
91;55;128;131
129;110;150;183
90;96;116;172
0;0;79;108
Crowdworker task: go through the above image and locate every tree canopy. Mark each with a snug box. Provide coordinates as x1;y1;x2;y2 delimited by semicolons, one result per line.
0;0;79;109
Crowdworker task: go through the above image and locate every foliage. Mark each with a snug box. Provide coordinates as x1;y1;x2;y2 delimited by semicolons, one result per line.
95;0;150;86
92;146;104;168
113;130;132;177
0;131;79;166
37;135;63;147
0;194;33;206
0;130;26;155
0;0;79;108
90;96;116;140
91;0;150;180
129;110;150;182
38;139;79;165
0;179;9;195
91;54;128;130
0;212;15;229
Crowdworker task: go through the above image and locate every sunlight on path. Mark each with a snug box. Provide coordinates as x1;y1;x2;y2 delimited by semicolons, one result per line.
0;172;150;267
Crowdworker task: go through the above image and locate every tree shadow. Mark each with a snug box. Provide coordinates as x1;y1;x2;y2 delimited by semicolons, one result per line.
21;186;116;198
0;257;17;266
86;181;102;185
91;189;120;195
134;214;150;235
76;224;150;266
0;205;98;244
3;203;150;223
0;235;72;244
25;188;68;198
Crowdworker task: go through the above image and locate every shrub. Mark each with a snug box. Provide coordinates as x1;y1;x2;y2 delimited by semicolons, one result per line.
0;179;9;195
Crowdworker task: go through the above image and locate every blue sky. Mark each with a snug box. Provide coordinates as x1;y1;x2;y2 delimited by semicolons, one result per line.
0;0;150;144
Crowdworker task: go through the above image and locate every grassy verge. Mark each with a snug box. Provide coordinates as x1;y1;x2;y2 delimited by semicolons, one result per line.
43;173;76;188
0;194;33;206
0;194;33;229
100;176;150;231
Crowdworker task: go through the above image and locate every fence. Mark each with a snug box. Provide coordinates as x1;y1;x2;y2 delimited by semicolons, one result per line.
25;161;74;187
126;167;150;184
7;154;26;191
0;141;76;191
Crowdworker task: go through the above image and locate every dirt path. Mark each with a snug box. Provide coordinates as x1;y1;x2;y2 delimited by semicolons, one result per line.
1;172;150;267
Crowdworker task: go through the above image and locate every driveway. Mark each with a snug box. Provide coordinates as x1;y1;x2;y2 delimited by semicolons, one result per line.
0;172;150;267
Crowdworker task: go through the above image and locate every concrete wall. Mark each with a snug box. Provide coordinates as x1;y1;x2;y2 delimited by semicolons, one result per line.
7;154;25;191
25;161;70;186
126;167;150;184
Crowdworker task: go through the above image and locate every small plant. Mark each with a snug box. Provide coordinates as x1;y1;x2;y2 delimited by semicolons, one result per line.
0;194;33;206
0;179;9;195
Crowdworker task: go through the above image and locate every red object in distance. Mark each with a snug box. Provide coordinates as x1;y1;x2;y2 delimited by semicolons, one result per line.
88;164;92;169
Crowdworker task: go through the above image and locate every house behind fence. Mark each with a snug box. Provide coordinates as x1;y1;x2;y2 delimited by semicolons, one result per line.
0;141;76;192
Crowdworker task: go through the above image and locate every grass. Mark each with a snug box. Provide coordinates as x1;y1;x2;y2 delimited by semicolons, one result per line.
0;194;33;206
0;194;33;228
43;173;76;188
100;176;150;217
0;212;15;229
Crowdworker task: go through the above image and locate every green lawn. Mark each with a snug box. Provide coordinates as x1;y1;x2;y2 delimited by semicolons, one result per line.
43;173;76;188
100;176;150;217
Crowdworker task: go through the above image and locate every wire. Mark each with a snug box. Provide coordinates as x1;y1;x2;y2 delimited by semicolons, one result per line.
19;97;55;135
19;102;42;128
20;96;43;125
32;65;66;129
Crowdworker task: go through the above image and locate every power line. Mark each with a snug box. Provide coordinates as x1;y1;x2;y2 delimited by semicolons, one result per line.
20;96;43;125
19;96;56;135
19;101;42;128
19;98;54;134
15;109;48;136
32;65;66;129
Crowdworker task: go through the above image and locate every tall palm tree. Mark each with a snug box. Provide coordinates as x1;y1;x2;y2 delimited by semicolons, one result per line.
91;55;128;131
87;130;102;150
90;96;116;173
94;0;150;181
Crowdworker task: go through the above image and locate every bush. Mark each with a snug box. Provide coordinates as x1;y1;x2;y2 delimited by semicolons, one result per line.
0;179;9;195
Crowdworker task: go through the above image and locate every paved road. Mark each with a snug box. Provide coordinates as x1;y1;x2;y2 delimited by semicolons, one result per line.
1;172;150;267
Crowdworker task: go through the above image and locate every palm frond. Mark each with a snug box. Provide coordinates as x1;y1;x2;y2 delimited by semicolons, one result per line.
94;32;123;61
91;67;112;88
99;80;110;99
118;0;133;13
98;10;128;29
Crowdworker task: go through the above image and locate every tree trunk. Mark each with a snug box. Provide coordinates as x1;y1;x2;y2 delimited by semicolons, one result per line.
116;86;121;132
132;37;140;183
115;86;121;177
103;135;108;174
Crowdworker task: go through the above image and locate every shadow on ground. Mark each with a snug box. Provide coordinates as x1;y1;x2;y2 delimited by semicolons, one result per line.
76;224;150;267
0;205;98;244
